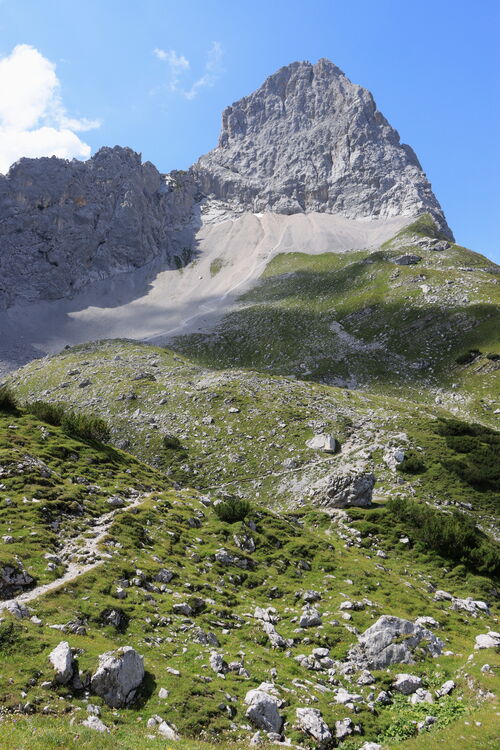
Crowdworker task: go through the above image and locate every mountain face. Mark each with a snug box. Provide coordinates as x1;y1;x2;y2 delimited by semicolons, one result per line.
0;147;196;308
194;59;452;236
0;58;452;311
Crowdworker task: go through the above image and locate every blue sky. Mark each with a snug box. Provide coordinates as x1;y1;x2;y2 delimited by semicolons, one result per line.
0;0;499;260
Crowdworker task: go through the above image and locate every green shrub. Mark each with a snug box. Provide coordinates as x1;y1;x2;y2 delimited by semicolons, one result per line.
162;433;182;449
387;496;500;575
24;400;66;425
455;349;481;364
24;400;110;443
397;451;426;474
436;418;500;491
214;497;251;523
0;385;18;414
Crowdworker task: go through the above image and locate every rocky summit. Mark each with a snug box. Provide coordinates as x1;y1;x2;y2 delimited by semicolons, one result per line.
0;59;498;750
194;59;452;235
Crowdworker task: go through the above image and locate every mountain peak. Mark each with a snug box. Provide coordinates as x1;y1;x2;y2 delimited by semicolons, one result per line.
194;59;453;238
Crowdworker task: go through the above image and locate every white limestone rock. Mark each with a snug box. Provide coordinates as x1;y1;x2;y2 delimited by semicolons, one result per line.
348;615;443;669
90;646;144;708
296;707;332;745
48;641;75;685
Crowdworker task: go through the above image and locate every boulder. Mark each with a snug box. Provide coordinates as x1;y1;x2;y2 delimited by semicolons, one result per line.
451;598;490;616
299;607;322;628
262;622;292;649
82;716;109;733
474;631;500;649
392;673;422;695
348;615;443;669
310;471;375;509
335;717;358;740
49;641;75;685
90;646;144;707
393;254;422;265
435;680;455;697
409;688;434;704
296;707;332;745
307;434;337;453
245;684;283;734
158;721;180;740
209;651;229;675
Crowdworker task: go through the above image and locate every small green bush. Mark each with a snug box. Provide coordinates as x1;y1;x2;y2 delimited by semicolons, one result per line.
60;411;110;443
455;349;481;365
397;451;426;474
0;385;18;414
25;400;66;425
214;497;251;523
436;418;500;491
162;433;182;449
387;496;500;576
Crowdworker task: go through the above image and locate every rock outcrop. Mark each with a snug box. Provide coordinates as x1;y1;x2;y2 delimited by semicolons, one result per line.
0;147;197;308
310;470;375;508
348;615;443;669
194;59;453;237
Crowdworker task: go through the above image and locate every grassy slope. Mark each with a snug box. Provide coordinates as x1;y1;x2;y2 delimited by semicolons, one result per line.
169;217;499;425
0;390;498;748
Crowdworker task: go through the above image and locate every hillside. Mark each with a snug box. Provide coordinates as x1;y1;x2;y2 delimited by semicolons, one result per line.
0;395;498;749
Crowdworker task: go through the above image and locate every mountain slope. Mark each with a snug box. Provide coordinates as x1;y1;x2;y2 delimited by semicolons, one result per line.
0;397;498;748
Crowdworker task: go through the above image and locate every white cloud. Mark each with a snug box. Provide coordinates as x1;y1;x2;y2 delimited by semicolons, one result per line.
154;41;223;100
0;44;101;174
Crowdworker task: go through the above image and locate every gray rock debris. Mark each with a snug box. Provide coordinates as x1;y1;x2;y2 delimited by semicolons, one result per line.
348;615;443;669
90;646;144;708
48;641;75;685
296;707;332;745
193;59;452;237
310;470;375;508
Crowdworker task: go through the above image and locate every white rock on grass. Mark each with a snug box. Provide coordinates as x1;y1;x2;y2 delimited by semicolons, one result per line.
435;680;455;697
245;684;283;734
82;715;109;733
409;688;434;704
296;707;332;745
90;646;144;708
392;673;423;695
475;632;500;649
348;615;443;669
299;607;322;628
48;641;74;685
158;721;180;740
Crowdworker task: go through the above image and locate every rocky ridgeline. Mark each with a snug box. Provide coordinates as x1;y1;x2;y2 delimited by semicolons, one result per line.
194;59;452;236
0;59;453;309
0;147;197;308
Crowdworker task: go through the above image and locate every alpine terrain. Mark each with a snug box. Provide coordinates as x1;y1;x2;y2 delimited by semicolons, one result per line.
0;59;498;750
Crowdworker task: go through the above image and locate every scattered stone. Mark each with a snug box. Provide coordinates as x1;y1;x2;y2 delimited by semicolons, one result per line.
158;687;169;699
417;715;437;732
4;600;30;619
335;717;358;740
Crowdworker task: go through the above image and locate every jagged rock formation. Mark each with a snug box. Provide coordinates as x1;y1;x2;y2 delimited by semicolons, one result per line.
0;147;197;308
0;59;453;312
194;59;452;236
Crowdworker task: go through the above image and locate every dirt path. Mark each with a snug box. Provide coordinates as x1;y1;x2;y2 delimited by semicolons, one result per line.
0;493;150;612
